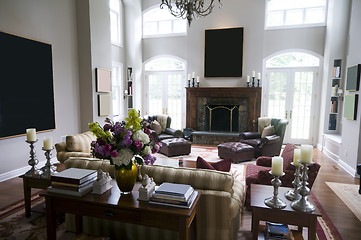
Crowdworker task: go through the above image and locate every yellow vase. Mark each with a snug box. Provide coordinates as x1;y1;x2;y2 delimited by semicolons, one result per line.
115;162;137;194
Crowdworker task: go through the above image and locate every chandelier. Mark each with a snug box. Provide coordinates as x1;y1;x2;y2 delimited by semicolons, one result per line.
160;0;223;26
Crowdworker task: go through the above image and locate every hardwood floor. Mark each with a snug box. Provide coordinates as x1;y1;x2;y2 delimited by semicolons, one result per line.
0;147;360;239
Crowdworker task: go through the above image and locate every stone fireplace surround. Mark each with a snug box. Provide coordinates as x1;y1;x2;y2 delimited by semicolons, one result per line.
186;87;262;144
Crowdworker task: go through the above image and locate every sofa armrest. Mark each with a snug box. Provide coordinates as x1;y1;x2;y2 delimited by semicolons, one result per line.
256;156;272;167
239;131;260;140
55;142;67;152
164;128;183;137
257;169;294;188
261;135;280;145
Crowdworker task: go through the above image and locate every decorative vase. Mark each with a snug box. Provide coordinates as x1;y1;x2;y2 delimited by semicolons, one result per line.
115;161;138;194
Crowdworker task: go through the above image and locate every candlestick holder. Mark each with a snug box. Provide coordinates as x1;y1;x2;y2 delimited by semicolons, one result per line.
25;140;42;177
257;79;260;87
264;171;286;209
252;77;255;87
285;162;302;201
40;147;57;178
188;79;190;87
247;82;250;87
192;77;195;87
291;162;315;212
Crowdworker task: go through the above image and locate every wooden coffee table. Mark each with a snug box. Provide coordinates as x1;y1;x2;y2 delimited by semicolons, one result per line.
251;184;321;240
40;181;200;240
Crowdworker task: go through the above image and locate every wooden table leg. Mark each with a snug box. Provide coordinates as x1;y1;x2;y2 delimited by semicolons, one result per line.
22;178;31;218
252;209;260;240
179;218;189;240
75;214;83;235
308;216;317;240
45;197;56;240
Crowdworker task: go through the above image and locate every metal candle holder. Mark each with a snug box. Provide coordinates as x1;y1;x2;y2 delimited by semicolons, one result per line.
285;162;302;201
197;82;199;87
291;162;315;212
40;147;57;178
247;82;250;87
264;171;286;209
257;79;260;87
25;140;42;177
188;79;191;87
192;77;195;87
252;77;255;87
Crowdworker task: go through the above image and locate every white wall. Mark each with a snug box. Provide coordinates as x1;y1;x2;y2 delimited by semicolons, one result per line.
0;0;81;176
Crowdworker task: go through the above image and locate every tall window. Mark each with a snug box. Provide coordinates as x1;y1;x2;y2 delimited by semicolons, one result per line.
109;0;122;46
143;6;187;38
265;0;327;29
144;57;186;130
112;62;124;122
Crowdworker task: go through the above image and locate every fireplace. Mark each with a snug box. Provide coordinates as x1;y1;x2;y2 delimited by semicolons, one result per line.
206;105;239;132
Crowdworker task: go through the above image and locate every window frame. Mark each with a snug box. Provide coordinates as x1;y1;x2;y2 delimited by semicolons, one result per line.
265;0;328;30
109;0;123;47
111;61;124;122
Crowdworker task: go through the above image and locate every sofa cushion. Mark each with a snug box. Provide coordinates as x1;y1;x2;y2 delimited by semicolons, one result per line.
261;125;275;138
257;117;271;134
150;120;162;135
281;144;298;170
66;131;95;152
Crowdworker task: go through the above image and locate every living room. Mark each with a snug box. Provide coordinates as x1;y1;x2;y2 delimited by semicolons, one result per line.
0;0;360;239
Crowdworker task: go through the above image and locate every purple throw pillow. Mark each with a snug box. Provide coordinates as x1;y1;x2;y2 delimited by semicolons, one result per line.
196;156;232;172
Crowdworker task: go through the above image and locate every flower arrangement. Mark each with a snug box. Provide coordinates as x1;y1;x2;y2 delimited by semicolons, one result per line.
89;109;161;170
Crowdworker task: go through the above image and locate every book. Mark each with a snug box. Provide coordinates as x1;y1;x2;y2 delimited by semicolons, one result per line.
51;168;97;185
264;222;294;240
47;183;93;197
51;177;96;191
155;182;194;199
51;176;97;188
149;191;197;206
149;191;198;209
151;191;193;202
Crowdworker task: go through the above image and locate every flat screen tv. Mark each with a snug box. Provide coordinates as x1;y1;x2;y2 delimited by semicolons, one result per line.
0;31;55;139
204;27;243;78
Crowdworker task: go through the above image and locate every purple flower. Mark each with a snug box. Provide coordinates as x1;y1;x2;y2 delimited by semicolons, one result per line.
143;154;156;165
111;150;118;157
103;123;112;131
120;130;133;147
111;122;123;135
134;140;143;150
144;127;151;135
97;138;106;146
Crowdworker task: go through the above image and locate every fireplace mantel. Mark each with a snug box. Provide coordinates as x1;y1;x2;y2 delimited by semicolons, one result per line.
186;87;262;131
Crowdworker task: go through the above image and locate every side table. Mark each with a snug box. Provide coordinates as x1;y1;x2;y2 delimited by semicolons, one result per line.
251;184;321;240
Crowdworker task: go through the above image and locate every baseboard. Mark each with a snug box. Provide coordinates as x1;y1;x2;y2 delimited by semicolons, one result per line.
338;158;357;177
316;143;323;151
0;158;57;182
323;146;339;162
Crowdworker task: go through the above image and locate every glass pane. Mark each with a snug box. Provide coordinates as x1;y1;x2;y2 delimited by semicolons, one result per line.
268;0;326;11
158;21;172;34
148;74;163;115
291;72;313;139
167;74;183;130
268;72;287;118
109;0;119;11
112;66;123;116
285;9;304;25
305;7;325;24
266;52;320;68
267;11;284;27
145;58;185;71
143;22;157;36
110;11;119;43
173;19;187;33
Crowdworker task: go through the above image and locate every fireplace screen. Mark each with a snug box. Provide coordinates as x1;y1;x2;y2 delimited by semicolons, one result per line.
205;105;239;132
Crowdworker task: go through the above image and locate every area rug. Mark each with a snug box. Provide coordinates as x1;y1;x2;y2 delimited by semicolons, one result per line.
326;182;361;222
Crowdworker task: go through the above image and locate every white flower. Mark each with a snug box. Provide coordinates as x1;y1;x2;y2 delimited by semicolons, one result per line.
112;148;134;166
132;130;150;144
143;146;151;155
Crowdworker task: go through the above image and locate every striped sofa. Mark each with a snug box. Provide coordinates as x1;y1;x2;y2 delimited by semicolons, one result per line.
64;158;245;240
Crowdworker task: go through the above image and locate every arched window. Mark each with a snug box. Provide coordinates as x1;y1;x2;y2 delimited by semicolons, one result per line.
143;6;187;38
144;56;186;129
266;52;320;68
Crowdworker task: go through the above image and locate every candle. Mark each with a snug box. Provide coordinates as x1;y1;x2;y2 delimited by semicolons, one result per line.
247;75;250;83
43;137;53;150
26;128;36;142
300;145;313;163
188;74;191;80
252;71;255;78
293;149;302;166
192;72;195;78
196;76;200;83
271;156;283;176
257;72;261;80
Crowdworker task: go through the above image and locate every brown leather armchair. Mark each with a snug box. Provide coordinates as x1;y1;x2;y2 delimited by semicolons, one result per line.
240;118;288;157
143;115;183;141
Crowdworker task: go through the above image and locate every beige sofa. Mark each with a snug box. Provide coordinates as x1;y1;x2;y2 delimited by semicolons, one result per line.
64;157;245;240
55;131;96;163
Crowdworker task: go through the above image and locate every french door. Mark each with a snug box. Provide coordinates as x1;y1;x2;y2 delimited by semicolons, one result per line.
265;68;318;145
145;71;185;130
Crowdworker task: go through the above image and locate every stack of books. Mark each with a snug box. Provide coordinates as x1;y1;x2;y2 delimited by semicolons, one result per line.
149;182;197;209
264;222;295;240
47;168;97;197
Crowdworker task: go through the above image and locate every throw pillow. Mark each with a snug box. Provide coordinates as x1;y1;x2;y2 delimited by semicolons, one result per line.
196;156;232;172
261;125;275;138
150;120;162;135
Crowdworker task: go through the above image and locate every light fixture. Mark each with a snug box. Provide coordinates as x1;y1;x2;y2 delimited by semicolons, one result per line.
160;0;223;26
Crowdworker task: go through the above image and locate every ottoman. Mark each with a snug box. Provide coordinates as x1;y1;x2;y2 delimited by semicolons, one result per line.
217;142;254;163
159;138;191;157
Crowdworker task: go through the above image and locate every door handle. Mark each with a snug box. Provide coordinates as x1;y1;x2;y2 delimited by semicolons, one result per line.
290;110;292;119
285;110;288;118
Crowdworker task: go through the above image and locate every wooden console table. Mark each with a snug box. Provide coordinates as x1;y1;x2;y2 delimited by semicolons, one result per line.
251;184;321;240
40;182;200;240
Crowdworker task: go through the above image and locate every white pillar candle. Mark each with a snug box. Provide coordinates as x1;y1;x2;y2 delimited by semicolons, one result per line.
192;72;195;78
43;137;53;150
26;128;36;142
196;76;200;83
257;72;261;80
187;74;191;80
293;149;302;166
252;71;256;78
300;145;313;163
247;75;250;82
272;156;283;176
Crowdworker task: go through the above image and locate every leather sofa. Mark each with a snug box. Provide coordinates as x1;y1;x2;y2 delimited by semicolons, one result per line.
143;115;183;141
64;157;245;240
54;131;96;163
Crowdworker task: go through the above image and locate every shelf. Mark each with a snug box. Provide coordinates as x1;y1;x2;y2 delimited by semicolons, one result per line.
329;113;338;115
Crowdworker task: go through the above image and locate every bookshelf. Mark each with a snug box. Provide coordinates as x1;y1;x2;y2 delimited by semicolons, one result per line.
126;67;133;110
328;59;342;131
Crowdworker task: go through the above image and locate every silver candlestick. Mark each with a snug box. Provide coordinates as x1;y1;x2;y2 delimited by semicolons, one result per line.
40;147;57;178
291;162;315;212
25;140;42;177
264;171;286;209
285;162;302;201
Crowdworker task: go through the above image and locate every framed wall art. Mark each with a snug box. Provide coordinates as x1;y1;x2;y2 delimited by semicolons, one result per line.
96;68;111;93
343;94;358;120
346;64;361;91
98;94;111;116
